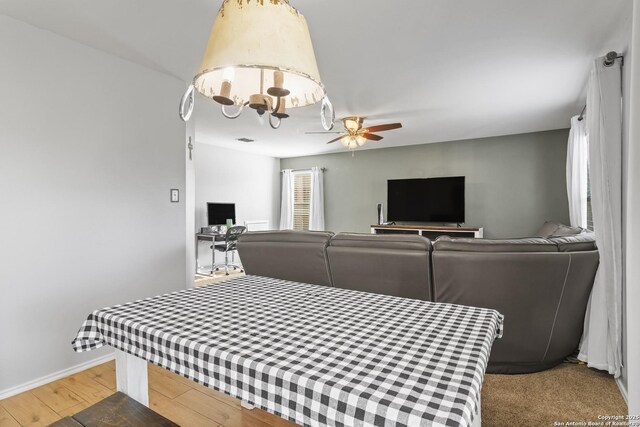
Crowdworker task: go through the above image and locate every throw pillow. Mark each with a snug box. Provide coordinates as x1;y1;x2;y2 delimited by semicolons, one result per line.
536;221;561;238
550;224;584;237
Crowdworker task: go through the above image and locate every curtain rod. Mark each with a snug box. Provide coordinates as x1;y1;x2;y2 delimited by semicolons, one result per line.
577;51;624;122
281;168;327;173
577;105;587;122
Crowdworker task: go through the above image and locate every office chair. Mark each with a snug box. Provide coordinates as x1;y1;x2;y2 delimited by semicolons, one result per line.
213;225;246;275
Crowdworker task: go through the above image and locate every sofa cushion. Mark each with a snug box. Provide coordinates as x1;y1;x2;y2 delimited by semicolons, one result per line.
549;232;597;252
237;231;334;286
328;233;431;300
329;233;431;251
433;236;557;252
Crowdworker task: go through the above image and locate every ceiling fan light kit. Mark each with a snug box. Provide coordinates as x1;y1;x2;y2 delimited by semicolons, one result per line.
178;0;335;130
341;135;367;149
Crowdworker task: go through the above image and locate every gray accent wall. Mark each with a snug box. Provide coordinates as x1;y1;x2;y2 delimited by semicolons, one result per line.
282;130;570;238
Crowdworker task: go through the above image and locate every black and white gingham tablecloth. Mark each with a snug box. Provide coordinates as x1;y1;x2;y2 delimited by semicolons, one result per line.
73;275;503;427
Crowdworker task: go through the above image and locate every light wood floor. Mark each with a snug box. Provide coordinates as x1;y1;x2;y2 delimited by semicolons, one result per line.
0;360;297;427
194;270;245;287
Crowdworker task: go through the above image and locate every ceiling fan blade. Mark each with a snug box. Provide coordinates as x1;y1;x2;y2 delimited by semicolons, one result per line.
305;131;343;134
361;123;402;133
326;135;347;144
360;133;383;141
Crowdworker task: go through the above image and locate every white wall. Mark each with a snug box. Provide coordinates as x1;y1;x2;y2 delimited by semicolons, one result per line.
185;120;196;287
0;16;188;393
194;143;280;268
625;0;640;415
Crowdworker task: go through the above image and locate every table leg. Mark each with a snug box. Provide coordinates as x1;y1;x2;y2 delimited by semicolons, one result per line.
472;395;482;427
195;237;199;274
241;401;255;410
115;350;149;406
211;239;215;274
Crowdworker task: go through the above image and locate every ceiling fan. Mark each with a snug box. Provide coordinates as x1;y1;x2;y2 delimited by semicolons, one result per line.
306;116;402;150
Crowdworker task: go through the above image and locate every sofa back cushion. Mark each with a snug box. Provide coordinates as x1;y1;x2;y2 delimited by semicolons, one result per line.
327;233;432;300
329;232;431;251
237;231;334;286
549;232;597;252
433;236;558;252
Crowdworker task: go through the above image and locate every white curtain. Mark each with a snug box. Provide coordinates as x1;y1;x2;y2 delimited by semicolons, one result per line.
566;116;589;228
279;169;293;230
309;166;325;231
578;57;623;377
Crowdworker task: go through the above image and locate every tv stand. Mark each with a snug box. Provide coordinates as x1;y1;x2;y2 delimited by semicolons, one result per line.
371;224;483;239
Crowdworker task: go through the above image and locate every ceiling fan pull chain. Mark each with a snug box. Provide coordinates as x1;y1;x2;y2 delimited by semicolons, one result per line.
269;114;282;129
221;103;244;119
178;84;195;122
321;96;335;131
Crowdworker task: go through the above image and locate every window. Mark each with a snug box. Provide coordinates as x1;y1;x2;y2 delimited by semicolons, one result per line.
292;171;311;231
586;160;594;231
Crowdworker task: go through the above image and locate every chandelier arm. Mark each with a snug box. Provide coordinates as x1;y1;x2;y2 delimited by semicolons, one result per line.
269;114;282;129
179;84;195;122
265;96;274;113
271;96;281;115
221;103;245;119
321;96;335;130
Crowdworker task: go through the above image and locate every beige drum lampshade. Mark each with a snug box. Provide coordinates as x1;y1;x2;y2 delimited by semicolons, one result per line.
193;0;326;109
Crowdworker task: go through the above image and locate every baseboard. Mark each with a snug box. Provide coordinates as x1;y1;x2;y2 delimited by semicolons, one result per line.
616;377;629;405
0;352;115;400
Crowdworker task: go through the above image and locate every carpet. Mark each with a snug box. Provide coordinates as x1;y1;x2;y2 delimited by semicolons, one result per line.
482;363;627;426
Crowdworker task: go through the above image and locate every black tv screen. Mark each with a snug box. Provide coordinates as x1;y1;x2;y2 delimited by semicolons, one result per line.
387;177;465;223
207;203;236;226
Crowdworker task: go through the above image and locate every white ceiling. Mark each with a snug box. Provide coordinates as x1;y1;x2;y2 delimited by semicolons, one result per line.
0;0;632;158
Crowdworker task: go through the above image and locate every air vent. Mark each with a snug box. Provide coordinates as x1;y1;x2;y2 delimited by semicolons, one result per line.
236;137;254;143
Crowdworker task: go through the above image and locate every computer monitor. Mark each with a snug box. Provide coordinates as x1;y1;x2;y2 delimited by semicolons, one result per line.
207;203;236;226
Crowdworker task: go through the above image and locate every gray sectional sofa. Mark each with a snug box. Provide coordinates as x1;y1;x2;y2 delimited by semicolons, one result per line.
236;228;598;374
432;235;598;373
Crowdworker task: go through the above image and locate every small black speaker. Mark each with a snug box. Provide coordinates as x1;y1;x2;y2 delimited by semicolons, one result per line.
377;203;383;225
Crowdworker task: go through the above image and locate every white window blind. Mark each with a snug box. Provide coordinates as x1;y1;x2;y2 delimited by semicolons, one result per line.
292;172;311;231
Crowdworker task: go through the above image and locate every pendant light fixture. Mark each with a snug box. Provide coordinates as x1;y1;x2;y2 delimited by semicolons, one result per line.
179;0;335;130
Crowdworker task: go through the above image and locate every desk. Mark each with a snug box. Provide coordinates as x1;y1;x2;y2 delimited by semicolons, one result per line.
72;276;502;427
194;232;225;275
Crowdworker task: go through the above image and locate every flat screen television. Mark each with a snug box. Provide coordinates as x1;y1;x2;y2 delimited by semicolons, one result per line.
207;202;236;226
387;177;465;223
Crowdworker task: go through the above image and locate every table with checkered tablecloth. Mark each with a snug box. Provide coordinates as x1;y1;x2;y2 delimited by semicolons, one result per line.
73;275;503;427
